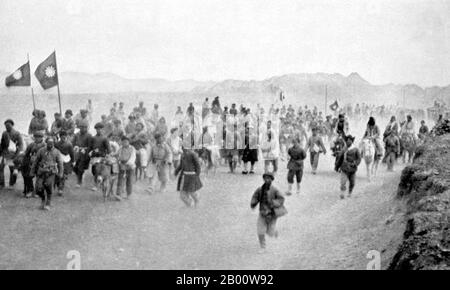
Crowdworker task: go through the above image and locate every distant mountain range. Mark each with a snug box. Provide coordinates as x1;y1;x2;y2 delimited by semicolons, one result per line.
1;70;449;108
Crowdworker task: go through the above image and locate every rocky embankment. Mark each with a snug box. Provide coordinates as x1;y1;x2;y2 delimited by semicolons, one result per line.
389;135;450;270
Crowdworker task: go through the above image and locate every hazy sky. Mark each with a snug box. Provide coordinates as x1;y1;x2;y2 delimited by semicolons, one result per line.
0;0;449;86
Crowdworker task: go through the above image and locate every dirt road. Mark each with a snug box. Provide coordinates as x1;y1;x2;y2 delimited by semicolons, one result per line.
0;153;405;269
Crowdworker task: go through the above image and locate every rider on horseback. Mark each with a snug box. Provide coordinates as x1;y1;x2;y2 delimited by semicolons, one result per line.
363;117;383;159
400;115;417;143
89;123;112;191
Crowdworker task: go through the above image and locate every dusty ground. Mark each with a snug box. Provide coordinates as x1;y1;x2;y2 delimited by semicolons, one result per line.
0;153;406;270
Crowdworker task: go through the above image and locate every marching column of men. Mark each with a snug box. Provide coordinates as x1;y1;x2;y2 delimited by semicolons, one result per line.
0;97;442;252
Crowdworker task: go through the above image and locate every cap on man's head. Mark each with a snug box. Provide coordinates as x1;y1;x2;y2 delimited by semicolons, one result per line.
263;172;275;181
4;119;14;126
94;122;104;129
121;136;130;142
59;131;67;137
33;131;44;138
65;109;73;116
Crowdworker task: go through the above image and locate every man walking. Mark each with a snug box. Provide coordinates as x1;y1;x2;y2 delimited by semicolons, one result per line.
335;135;361;199
384;131;401;172
147;133;172;194
0;119;24;189
55;131;74;196
117;136;136;199
286;138;307;195
418;120;429;141
73;121;92;188
174;147;202;207
22;131;46;197
30;137;63;210
306;127;326;174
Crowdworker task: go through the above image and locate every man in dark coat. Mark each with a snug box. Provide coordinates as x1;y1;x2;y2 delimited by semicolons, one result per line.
22;131;46;197
335;135;361;199
174;147;202;207
73;120;92;187
286;138;307;195
0;119;24;189
30;137;63;210
251;172;286;250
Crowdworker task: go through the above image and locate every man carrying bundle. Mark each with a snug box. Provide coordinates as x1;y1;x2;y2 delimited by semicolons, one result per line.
55;131;74;196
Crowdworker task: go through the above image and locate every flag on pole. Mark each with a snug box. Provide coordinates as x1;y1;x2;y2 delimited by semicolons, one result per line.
5;62;31;87
35;52;59;90
329;100;339;111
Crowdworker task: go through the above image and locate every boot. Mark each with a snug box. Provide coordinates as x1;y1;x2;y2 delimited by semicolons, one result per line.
286;183;292;196
258;235;266;251
40;200;46;210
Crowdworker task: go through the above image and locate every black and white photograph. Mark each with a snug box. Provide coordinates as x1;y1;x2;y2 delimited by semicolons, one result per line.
0;0;449;274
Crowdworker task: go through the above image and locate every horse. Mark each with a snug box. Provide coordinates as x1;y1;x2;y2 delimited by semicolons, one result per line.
400;134;416;163
91;141;120;201
91;156;119;201
359;138;380;182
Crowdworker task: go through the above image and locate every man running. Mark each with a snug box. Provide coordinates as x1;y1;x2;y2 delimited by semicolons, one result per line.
250;172;286;251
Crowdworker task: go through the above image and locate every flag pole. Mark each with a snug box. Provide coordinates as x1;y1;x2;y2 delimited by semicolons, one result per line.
31;88;36;111
54;50;62;114
28;53;36;111
325;85;328;116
